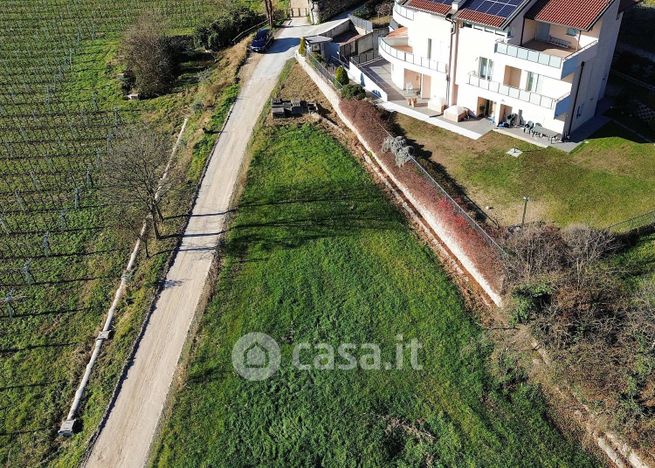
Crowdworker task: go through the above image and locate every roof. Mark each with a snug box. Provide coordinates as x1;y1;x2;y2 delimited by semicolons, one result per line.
457;9;506;27
406;0;452;16
387;26;409;37
526;0;616;30
455;0;525;29
305;35;333;44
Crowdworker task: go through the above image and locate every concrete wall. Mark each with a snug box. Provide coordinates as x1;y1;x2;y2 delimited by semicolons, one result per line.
348;61;390;100
568;1;623;133
407;9;452;66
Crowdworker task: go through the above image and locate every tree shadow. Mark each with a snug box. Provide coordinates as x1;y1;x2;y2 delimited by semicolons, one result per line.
225;180;399;259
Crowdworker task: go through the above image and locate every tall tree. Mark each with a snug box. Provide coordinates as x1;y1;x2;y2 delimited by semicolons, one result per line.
100;124;173;240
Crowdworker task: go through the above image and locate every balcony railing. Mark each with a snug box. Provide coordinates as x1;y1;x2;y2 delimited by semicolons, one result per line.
494;39;598;70
467;73;569;110
379;37;448;73
393;1;415;21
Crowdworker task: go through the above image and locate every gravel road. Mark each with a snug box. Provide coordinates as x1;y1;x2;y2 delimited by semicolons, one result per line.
85;16;348;468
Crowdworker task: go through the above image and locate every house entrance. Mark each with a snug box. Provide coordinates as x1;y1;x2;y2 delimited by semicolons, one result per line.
477;97;495;119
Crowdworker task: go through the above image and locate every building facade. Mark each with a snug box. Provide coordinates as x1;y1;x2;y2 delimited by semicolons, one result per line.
357;0;631;138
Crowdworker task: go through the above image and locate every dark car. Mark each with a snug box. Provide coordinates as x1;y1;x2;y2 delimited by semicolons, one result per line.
250;28;273;53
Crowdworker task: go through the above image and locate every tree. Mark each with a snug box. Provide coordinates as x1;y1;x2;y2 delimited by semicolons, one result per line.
100;124;173;240
264;0;274;27
121;12;175;97
335;66;349;86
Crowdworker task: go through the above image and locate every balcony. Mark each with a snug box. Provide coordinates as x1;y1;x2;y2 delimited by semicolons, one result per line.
393;1;415;26
379;36;448;75
494;39;598;79
467;73;570;115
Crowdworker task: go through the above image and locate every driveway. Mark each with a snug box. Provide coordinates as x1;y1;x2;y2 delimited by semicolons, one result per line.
85;16;349;468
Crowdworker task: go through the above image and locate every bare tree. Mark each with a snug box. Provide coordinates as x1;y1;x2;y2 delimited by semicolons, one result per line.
100;124;172;240
121;12;175;97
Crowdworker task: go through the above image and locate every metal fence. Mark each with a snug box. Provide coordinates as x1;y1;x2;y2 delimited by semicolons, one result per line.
374;123;506;256
606;209;655;234
288;7;310;18
304;50;344;92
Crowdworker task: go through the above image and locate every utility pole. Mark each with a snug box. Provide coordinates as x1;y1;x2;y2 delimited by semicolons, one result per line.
521;196;529;228
264;0;274;27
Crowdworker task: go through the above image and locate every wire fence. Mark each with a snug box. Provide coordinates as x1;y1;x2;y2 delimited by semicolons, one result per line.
375;123;507;256
606;209;655;234
304;50;344;92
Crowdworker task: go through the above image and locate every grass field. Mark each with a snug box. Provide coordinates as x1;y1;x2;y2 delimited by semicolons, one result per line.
0;1;264;465
396;115;655;228
153;122;595;466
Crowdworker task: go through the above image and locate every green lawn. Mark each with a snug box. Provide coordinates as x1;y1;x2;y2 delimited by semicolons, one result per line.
397;115;655;228
154;123;594;466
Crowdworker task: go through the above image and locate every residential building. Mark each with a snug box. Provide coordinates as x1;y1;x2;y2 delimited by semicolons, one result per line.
350;0;634;139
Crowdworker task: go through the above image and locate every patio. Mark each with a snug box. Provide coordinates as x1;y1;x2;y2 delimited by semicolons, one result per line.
358;59;494;139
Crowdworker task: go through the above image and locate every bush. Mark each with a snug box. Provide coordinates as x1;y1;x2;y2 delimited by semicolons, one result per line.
299;37;306;55
340;83;366;100
121;12;175;97
334;66;349;86
194;6;261;51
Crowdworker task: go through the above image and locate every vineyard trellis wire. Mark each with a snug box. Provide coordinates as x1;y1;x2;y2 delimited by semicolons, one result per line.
0;0;236;464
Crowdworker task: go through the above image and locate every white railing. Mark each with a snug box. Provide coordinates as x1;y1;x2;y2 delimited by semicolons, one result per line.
467;73;570;110
393;1;415;21
379;37;448;73
494;39;598;70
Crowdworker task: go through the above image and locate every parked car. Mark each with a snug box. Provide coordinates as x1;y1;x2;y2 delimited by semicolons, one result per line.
250;28;273;53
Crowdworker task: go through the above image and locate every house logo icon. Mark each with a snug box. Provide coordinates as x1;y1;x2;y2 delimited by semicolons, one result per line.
232;332;281;381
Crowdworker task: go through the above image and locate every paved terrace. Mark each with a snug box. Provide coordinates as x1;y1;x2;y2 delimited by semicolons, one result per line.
359;59;494;140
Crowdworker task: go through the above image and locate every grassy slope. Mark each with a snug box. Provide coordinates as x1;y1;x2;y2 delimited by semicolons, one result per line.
397;115;655;228
154;123;594;466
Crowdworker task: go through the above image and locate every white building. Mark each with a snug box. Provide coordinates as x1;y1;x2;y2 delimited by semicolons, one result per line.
352;0;634;139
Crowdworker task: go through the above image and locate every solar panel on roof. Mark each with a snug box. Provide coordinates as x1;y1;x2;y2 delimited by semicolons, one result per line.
464;0;521;18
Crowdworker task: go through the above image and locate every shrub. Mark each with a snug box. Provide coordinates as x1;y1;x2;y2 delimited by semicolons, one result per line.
121;12;175;97
334;66;349;86
340;83;366;100
339;99;392;152
194;6;261;51
299;36;306;55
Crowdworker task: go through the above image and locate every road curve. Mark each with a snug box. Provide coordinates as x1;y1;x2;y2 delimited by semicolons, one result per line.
85;16;348;468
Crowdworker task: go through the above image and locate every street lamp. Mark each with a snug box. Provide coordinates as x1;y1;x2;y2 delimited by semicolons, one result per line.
521;196;530;228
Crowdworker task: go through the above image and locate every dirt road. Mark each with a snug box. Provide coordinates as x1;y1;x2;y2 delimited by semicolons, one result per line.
85;16;348;468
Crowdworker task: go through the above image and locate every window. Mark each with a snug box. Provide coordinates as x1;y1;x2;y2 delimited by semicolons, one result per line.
526;72;542;93
566;27;578;36
427;38;432;60
478;57;494;80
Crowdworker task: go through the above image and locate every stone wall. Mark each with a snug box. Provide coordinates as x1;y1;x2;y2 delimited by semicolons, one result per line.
311;0;361;23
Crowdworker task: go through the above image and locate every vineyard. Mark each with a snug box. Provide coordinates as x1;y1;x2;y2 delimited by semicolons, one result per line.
0;0;258;464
